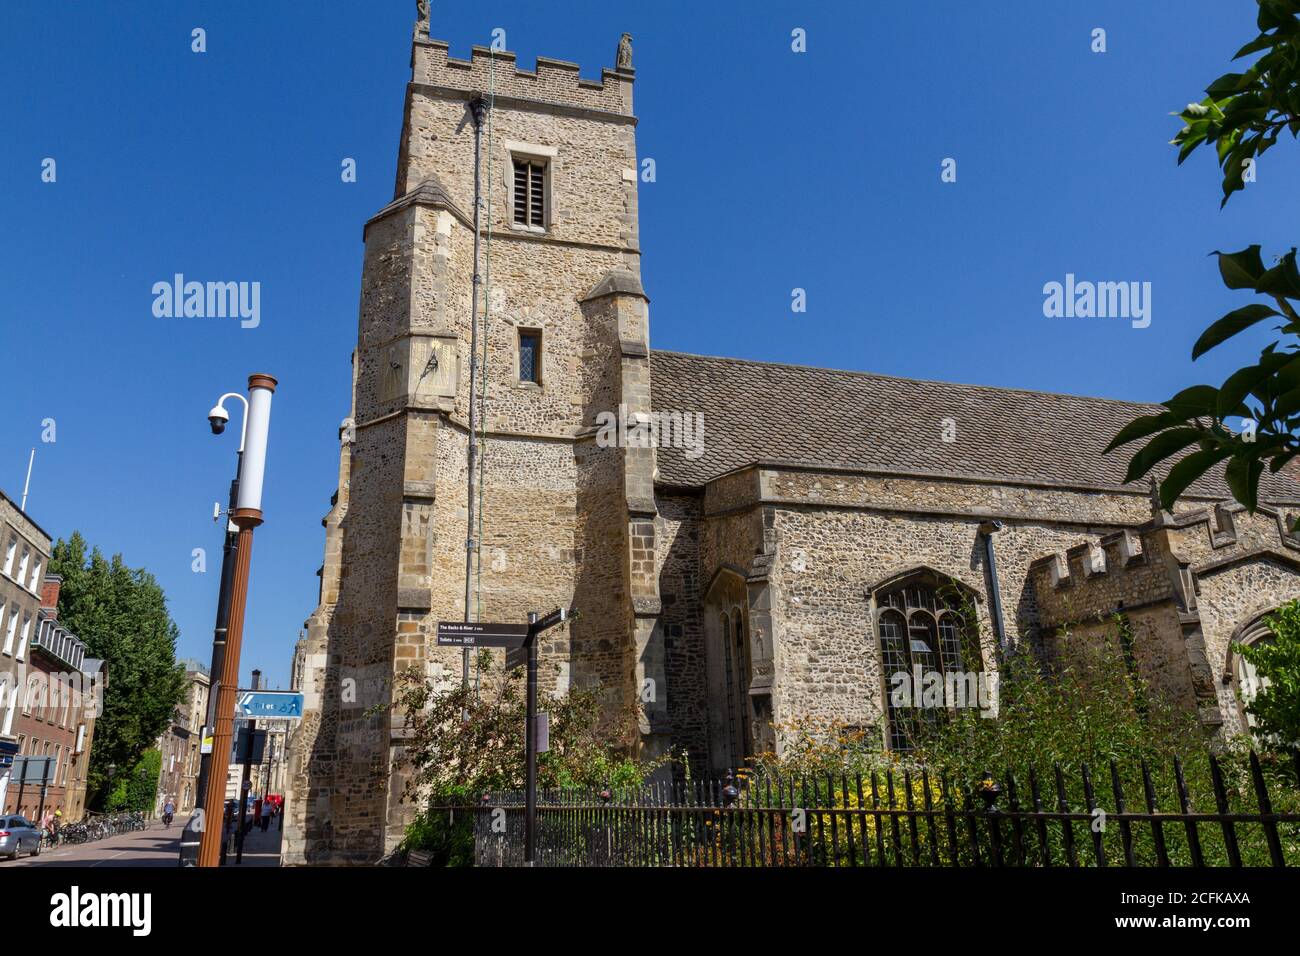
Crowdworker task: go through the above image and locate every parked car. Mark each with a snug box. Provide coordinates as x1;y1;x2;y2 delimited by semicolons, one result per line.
0;816;42;859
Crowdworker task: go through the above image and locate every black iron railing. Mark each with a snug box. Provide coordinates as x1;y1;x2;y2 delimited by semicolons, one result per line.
462;752;1300;867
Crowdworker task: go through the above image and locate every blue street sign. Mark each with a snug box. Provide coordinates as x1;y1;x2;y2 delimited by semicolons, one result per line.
234;690;304;720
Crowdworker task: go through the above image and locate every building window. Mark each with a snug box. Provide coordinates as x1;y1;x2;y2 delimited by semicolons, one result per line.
28;558;41;593
2;537;15;577
3;608;17;656
16;616;30;660
0;675;12;737
16;548;29;585
512;157;546;229
875;575;982;751
518;329;542;385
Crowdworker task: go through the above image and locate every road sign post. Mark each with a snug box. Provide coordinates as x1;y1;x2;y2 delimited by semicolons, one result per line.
523;607;566;867
525;613;538;868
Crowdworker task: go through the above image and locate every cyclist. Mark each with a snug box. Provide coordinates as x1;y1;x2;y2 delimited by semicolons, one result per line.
162;797;176;828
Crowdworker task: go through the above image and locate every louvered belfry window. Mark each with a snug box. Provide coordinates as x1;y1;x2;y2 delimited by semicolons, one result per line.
513;158;546;228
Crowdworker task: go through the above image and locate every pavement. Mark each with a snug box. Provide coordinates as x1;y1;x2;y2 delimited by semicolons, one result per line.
0;817;282;868
227;818;283;867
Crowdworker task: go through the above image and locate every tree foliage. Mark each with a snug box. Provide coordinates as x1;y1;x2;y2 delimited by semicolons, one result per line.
1110;1;1300;514
106;749;162;813
1171;0;1300;206
393;653;662;803
48;532;188;810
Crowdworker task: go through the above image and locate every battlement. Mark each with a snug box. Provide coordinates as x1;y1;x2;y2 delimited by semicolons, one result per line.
1034;529;1147;590
412;37;634;116
1028;524;1181;632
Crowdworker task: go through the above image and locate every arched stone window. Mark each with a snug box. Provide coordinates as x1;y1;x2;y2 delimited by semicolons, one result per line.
874;571;982;751
1227;611;1279;732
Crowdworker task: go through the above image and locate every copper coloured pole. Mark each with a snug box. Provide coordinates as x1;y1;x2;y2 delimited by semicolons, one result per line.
197;372;276;867
197;513;259;867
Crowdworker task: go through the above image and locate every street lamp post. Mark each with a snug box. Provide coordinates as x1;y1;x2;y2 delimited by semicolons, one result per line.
197;373;276;868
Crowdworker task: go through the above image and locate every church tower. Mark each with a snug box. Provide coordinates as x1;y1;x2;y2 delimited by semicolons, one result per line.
283;15;667;864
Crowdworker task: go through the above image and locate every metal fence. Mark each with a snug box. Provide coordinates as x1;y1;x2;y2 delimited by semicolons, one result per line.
467;751;1300;867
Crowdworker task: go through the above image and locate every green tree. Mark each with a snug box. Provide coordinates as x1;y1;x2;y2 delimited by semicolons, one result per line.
1236;600;1300;744
1109;1;1300;514
106;749;162;813
48;532;187;810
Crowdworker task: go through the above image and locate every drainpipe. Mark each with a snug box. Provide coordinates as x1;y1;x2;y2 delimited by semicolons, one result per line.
978;520;1008;652
462;94;488;703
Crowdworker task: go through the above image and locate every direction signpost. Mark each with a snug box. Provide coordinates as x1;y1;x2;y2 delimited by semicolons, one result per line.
438;610;567;866
435;622;529;648
523;607;566;867
233;690;304;720
230;689;302;864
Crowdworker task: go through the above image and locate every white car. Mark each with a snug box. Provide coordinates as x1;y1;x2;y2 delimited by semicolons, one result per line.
0;816;42;859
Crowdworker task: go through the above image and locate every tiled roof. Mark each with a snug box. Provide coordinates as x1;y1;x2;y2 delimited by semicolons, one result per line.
648;350;1300;502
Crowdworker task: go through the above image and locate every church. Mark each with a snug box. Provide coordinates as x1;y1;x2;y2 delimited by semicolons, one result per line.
282;14;1300;864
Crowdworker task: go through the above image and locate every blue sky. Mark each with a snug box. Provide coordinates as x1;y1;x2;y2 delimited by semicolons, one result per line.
0;1;1291;687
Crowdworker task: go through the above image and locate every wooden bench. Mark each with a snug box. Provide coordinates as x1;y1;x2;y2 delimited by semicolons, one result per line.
406;848;433;867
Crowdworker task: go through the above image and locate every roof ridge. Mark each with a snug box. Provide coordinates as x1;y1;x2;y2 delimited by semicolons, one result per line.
649;348;1162;411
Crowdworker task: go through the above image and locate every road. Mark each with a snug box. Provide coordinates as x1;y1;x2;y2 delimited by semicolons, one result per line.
1;821;183;868
1;817;284;867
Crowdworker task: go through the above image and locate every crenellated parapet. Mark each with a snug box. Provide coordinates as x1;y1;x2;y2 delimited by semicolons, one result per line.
1030;526;1173;622
412;38;635;115
1026;499;1300;737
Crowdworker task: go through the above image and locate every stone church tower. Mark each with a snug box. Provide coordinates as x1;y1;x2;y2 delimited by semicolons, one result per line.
283;21;663;864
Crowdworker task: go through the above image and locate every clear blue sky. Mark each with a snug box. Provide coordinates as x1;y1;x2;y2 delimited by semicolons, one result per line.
0;1;1291;687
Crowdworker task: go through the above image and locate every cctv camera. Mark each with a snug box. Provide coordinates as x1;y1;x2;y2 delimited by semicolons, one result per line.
207;404;229;435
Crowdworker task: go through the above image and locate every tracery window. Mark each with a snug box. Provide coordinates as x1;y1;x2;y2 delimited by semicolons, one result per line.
876;575;981;751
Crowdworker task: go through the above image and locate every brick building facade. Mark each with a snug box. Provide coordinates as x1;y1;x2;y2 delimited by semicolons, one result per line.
0;492;103;822
282;17;1300;864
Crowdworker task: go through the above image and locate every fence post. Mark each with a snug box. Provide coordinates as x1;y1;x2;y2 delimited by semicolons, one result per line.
1248;750;1286;867
1081;763;1106;867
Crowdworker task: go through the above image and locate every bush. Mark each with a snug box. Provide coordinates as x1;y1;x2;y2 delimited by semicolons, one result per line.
393;652;667;863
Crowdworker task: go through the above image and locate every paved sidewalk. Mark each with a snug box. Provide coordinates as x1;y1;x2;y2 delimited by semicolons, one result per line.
226;819;283;867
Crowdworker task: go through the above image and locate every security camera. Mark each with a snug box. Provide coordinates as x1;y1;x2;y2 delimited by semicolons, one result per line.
207;404;229;435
